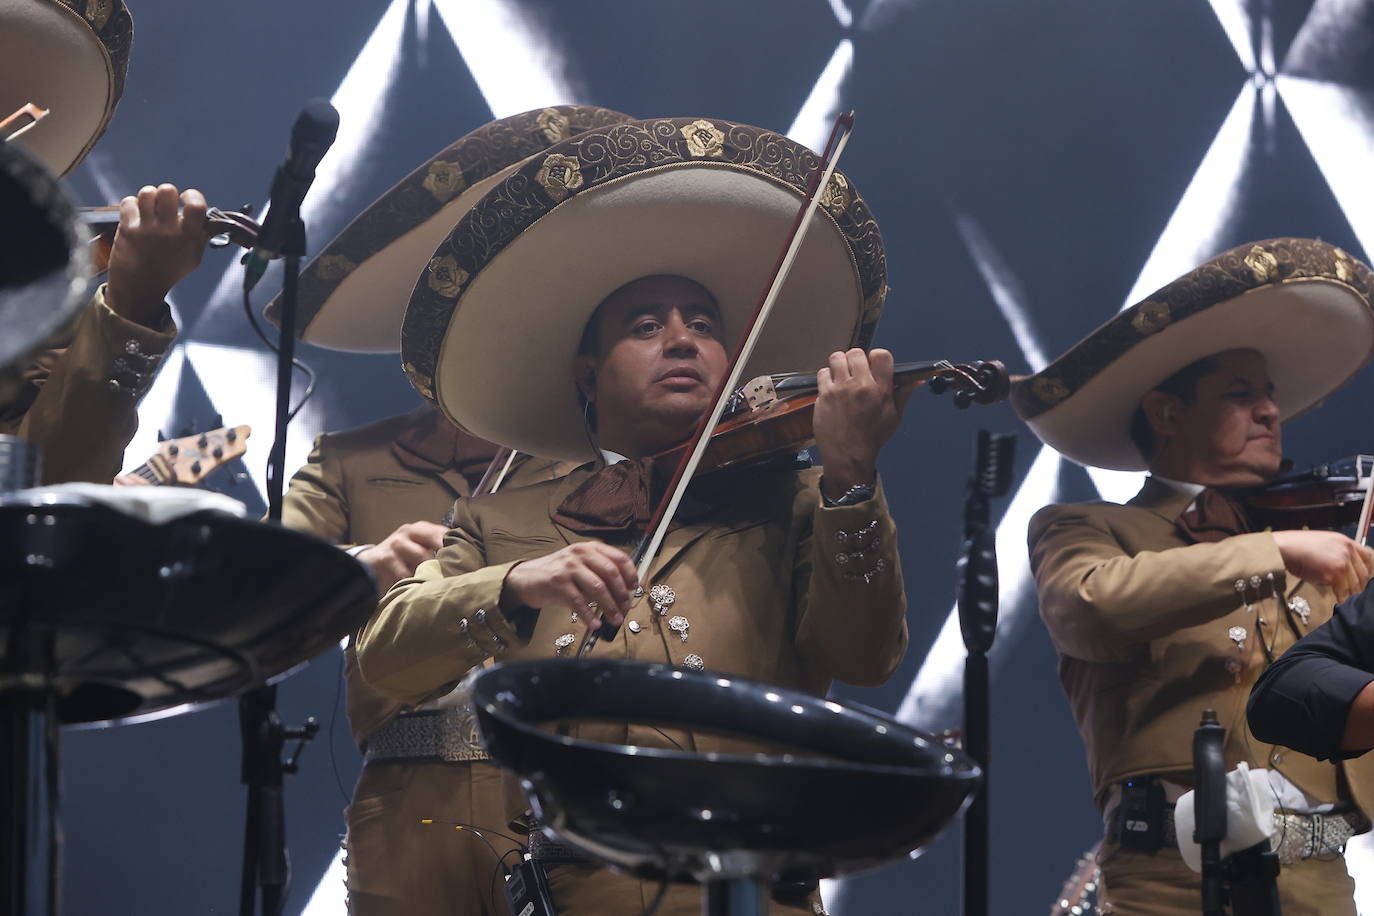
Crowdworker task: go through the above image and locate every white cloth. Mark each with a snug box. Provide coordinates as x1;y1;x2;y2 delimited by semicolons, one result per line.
1174;762;1278;872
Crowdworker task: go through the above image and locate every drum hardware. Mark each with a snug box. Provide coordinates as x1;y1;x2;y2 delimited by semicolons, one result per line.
0;488;376;916
472;659;981;916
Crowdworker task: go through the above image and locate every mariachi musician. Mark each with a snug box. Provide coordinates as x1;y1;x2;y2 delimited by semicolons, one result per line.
1016;239;1374;914
272;106;628;916
355;116;911;915
0;0;210;484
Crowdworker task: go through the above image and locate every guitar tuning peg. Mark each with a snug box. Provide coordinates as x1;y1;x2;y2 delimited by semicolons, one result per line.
226;429;238;443
197;434;209;449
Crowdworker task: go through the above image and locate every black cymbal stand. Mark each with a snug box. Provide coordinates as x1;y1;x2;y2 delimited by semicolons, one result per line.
957;430;1015;916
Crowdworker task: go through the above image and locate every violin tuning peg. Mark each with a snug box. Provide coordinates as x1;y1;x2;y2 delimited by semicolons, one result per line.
928;374;949;396
241;203;254;215
953;390;974;410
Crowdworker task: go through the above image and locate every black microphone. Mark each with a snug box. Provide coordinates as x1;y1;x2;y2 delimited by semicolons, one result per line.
243;98;340;292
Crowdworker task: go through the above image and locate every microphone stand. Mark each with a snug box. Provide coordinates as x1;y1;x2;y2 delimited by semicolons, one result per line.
1194;709;1227;916
957;430;1015;916
238;213;316;916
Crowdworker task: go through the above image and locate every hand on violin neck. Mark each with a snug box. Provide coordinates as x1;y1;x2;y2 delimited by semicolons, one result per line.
104;184;208;327
813;348;910;498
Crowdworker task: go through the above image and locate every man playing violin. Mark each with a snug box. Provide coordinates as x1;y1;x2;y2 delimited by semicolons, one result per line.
1015;239;1374;915
355;117;909;914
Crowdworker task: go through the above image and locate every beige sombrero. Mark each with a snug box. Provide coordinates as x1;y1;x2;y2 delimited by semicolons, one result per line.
400;116;889;463
264;105;634;352
1012;238;1374;471
0;0;131;177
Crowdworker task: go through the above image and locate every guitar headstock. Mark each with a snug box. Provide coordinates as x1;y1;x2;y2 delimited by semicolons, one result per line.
147;425;252;486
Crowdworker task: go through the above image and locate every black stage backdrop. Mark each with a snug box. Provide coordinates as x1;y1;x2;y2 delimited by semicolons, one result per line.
52;0;1374;913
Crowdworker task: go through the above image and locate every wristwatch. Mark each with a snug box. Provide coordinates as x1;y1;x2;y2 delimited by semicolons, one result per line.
821;480;875;507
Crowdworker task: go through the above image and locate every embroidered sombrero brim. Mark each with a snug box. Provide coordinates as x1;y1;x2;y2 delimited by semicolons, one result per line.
400;117;888;463
264;106;634;352
0;0;131;177
1012;239;1374;471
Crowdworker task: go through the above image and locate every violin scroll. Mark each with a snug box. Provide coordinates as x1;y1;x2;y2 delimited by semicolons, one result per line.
929;360;1010;410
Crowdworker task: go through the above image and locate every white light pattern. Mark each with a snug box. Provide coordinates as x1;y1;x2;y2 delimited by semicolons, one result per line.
894;444;1062;728
1205;0;1258;73
181;342;325;503
954;214;1050;372
825;0;854;29
191;0;410;339
1087;466;1146;506
1120;85;1256;307
1277;76;1374;258
299;848;347;916
117;347;185;476
787;40;855;152
431;0;588;118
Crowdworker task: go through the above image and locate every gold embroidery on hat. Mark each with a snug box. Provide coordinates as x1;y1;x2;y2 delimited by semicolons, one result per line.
681;120;725;158
536;108;571;143
1334;248;1355;284
1245;245;1278;282
86;0;113;29
536;153;584;202
862;281;888;322
422;160;467;203
427;255;468;298
403;363;434;399
1131;300;1171;335
1032;376;1069;405
314;254;356;282
819;173;851;217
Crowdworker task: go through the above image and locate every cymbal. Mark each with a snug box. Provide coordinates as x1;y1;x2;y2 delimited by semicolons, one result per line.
472;659;981;884
0;142;89;399
0;491;376;723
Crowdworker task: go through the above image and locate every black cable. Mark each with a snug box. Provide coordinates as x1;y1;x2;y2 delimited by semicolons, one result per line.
328;645;350;806
241;284;317;421
640;876;671;916
491;847;524;911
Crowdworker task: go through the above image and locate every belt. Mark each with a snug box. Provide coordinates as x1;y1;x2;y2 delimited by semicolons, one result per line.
363;705;489;764
1106;801;1367;865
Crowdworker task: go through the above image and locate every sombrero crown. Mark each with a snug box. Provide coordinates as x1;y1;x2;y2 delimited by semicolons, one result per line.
1012;238;1374;471
265;105;634;351
400;116;888;462
1;0;131;176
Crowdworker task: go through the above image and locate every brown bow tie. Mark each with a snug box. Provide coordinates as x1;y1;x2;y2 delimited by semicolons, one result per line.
553;459;662;536
1175;487;1252;544
391;406;500;489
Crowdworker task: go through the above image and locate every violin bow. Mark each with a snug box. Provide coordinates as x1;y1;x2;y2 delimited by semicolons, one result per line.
579;111;856;655
1357;455;1374;547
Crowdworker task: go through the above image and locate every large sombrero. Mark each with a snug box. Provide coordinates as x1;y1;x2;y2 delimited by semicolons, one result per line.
400;116;888;462
264;105;634;352
0;0;132;176
1012;238;1374;471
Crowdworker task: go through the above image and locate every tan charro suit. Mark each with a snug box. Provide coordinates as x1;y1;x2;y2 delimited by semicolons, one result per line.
357;464;908;916
1030;477;1374;914
281;406;569;916
0;287;175;483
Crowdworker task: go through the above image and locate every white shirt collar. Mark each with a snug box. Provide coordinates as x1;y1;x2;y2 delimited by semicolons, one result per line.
1150;475;1205;512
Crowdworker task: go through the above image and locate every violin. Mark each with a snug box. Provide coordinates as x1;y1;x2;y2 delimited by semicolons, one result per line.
1241;456;1374;535
78;204;261;275
650;359;1010;477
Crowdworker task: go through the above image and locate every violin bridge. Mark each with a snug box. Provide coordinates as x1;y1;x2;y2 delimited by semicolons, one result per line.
742;375;778;409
